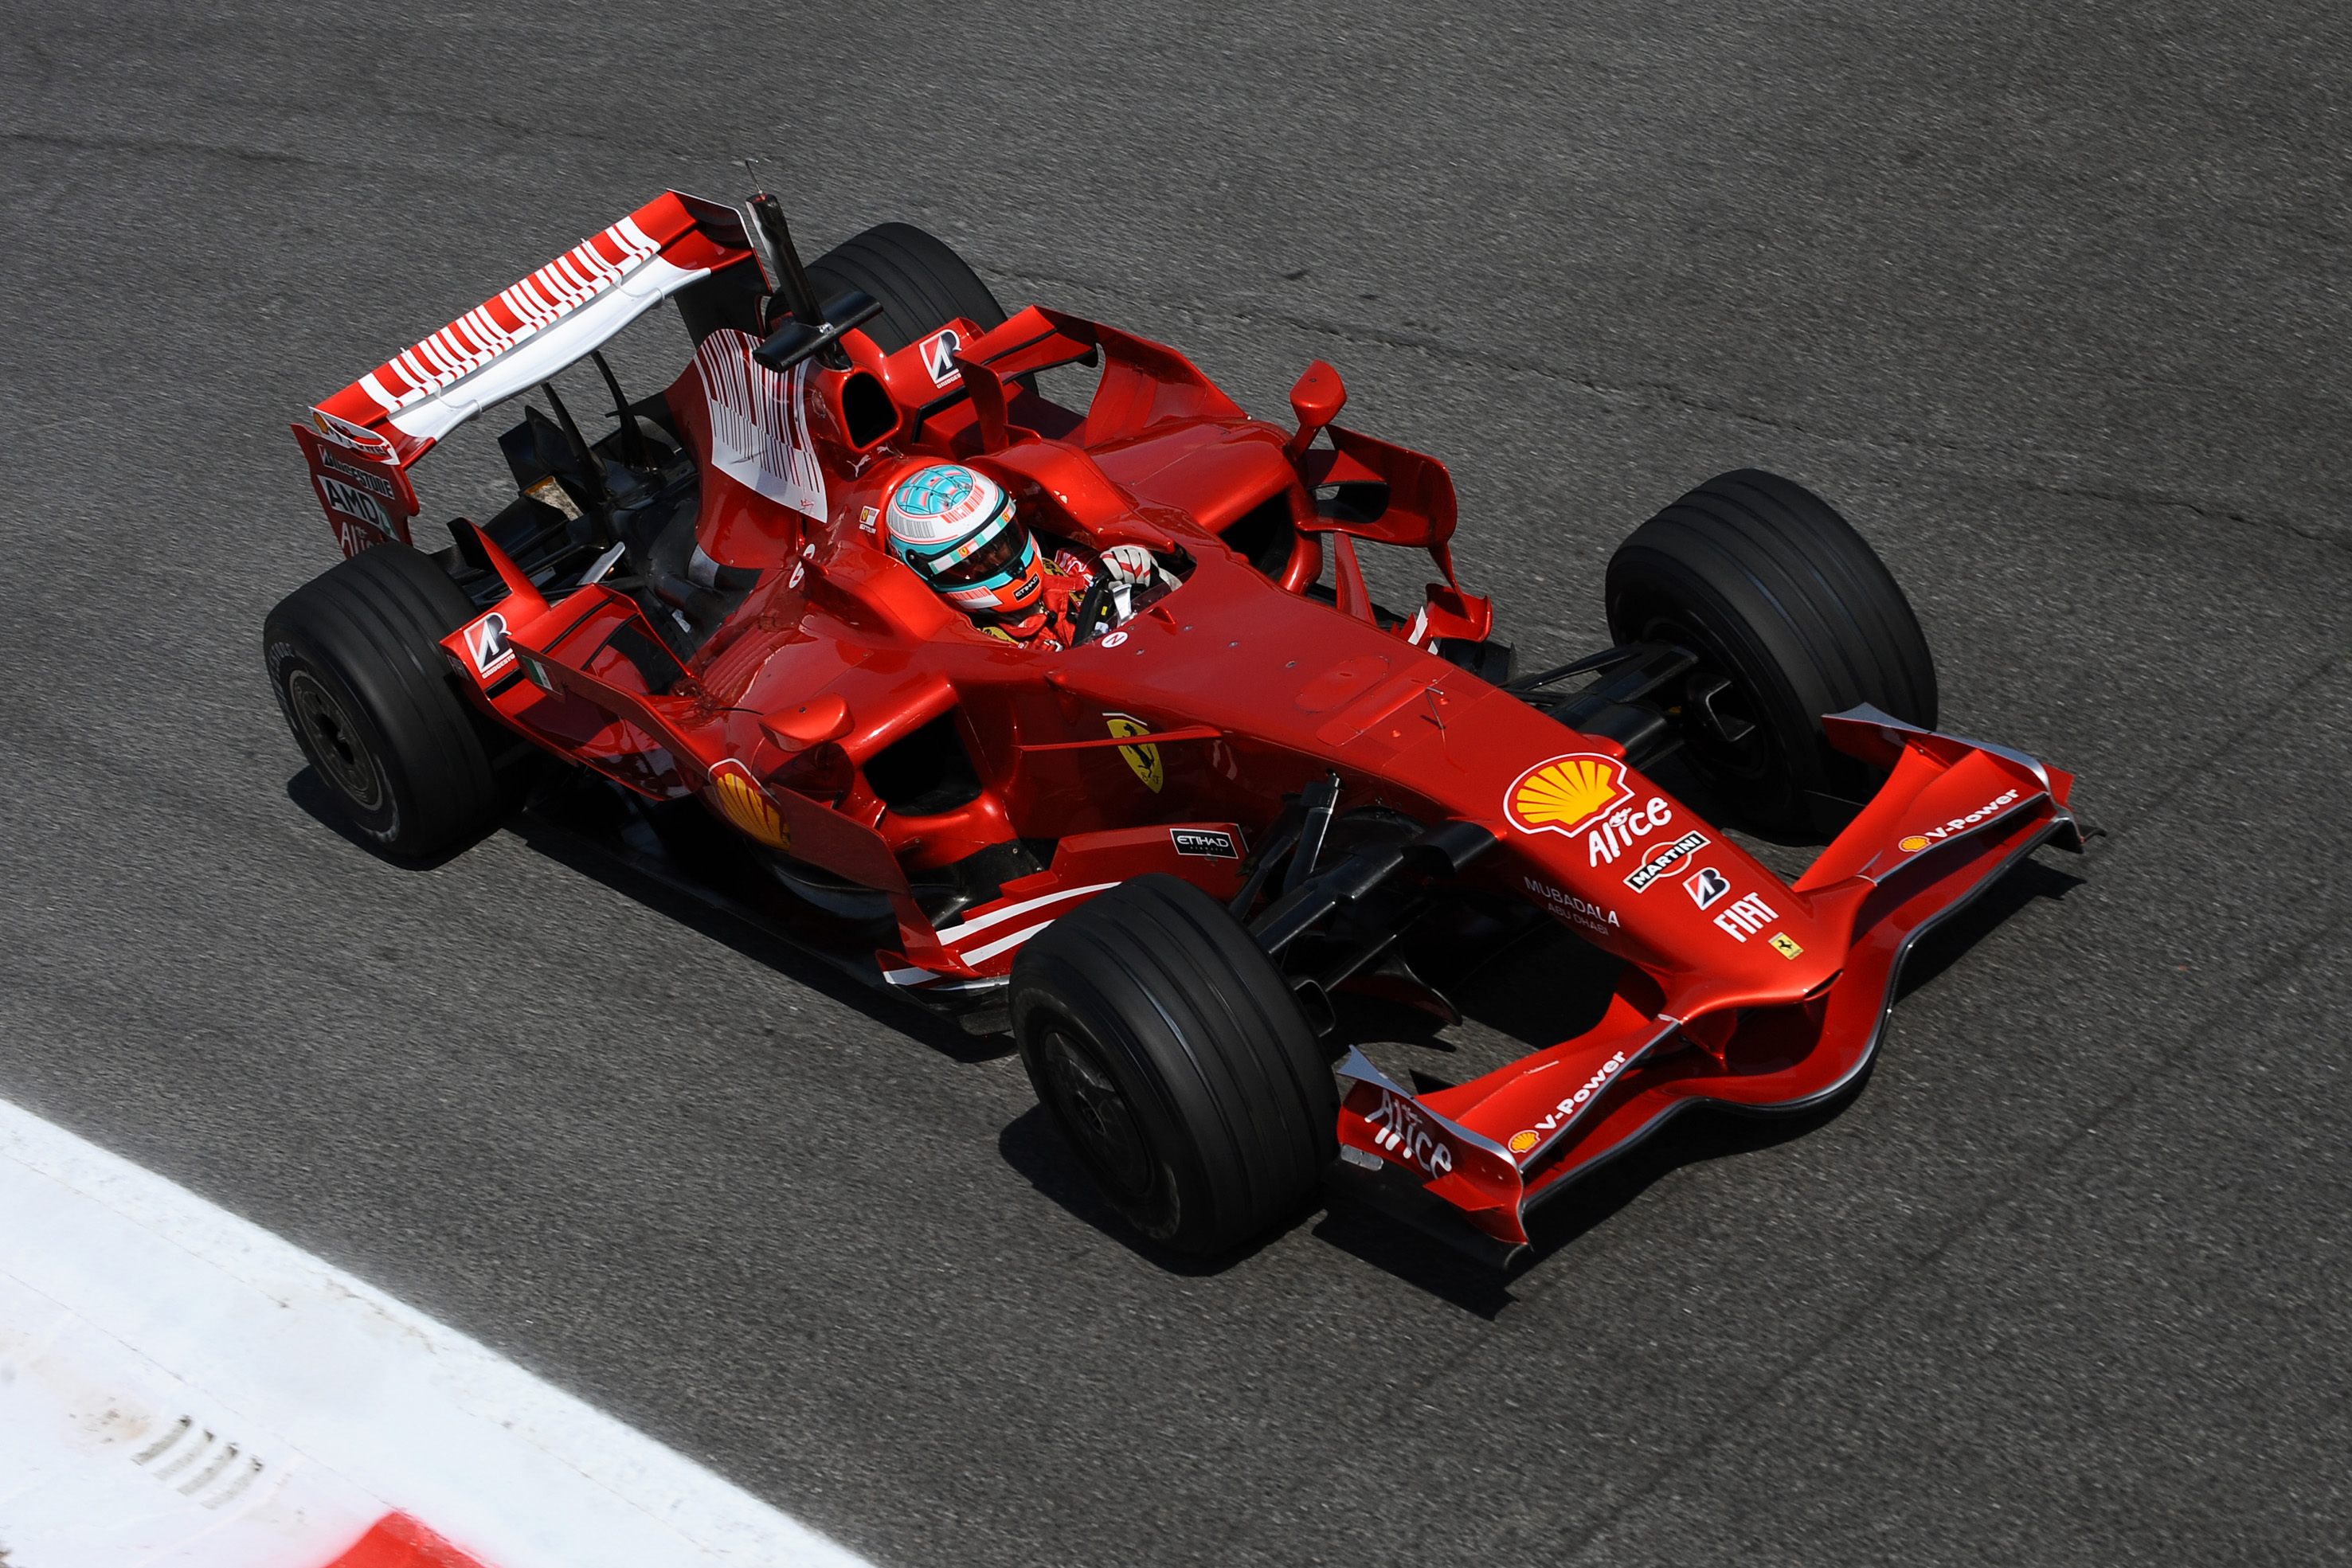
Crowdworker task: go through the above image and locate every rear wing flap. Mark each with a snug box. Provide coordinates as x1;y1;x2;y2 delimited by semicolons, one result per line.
295;190;761;556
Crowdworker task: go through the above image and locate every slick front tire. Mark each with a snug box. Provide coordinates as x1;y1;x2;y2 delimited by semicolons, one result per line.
1606;469;1939;833
263;542;507;858
1010;874;1336;1257
806;223;1008;354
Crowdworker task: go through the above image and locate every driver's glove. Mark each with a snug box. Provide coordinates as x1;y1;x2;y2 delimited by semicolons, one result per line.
1101;544;1160;587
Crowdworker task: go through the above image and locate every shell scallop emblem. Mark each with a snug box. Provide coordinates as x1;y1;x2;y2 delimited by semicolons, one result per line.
1507;1130;1540;1155
710;760;792;850
1899;835;1931;852
1503;753;1636;838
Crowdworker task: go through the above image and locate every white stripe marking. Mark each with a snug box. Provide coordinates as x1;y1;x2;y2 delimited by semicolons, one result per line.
0;1098;871;1568
386;256;706;444
933;882;1120;944
357;373;402;413
961;918;1061;966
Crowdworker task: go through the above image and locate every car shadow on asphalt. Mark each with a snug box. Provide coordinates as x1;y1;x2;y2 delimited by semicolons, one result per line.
989;851;2083;1313
1309;848;2087;1317
499;809;1014;1066
288;767;1015;1068
294;760;2084;1306
996;1105;1333;1278
1893;853;2084;1000
286;767;509;874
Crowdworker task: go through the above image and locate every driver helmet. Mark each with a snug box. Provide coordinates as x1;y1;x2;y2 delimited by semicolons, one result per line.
883;463;1045;623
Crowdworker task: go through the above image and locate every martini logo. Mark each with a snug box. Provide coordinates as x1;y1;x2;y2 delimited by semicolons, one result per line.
1504;753;1635;839
461;610;514;678
919;326;963;387
1105;713;1164;793
709;760;791;850
1685;866;1731;909
1624;830;1709;892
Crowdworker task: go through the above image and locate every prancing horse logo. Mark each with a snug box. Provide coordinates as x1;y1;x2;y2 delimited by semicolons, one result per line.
1104;712;1163;793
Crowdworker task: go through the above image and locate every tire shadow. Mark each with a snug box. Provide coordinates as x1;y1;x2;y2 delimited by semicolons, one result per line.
996;1104;1324;1277
284;766;506;872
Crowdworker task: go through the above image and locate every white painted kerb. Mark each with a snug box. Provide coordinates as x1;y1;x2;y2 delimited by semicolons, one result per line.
0;1099;873;1568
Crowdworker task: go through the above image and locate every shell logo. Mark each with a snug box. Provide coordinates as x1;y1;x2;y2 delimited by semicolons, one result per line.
1503;753;1635;838
1507;1130;1540;1155
1899;835;1931;852
710;760;792;850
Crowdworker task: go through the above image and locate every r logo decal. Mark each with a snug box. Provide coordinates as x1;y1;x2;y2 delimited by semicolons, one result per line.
919;327;963;387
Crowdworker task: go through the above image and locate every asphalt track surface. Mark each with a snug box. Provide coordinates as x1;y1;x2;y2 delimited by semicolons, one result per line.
3;5;2347;1564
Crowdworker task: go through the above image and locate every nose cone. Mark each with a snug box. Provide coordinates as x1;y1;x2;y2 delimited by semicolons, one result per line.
1482;749;1848;1005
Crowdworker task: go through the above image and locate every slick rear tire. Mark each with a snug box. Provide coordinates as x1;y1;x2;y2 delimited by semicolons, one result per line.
806;223;1008;354
1010;874;1336;1257
263;542;507;858
1605;469;1938;834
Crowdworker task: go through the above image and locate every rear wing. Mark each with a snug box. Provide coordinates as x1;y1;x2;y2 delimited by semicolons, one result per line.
295;190;759;553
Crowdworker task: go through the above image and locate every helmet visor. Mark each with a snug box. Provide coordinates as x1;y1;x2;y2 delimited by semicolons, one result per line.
926;511;1035;588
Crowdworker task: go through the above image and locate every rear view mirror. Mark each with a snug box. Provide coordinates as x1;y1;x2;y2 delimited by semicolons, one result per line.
761;692;854;752
1286;360;1347;459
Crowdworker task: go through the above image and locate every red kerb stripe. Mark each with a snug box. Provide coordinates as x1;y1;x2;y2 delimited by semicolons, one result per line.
324;1513;494;1568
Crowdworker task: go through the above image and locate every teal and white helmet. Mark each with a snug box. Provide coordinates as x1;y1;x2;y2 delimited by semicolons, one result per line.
882;464;1044;621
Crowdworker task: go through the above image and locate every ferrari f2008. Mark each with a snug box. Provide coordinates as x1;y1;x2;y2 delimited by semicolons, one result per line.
264;186;2080;1261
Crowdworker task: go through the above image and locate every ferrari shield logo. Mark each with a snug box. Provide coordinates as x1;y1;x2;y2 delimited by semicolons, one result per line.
1105;712;1163;793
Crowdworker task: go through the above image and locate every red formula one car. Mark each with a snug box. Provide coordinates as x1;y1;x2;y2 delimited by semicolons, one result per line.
264;186;2081;1261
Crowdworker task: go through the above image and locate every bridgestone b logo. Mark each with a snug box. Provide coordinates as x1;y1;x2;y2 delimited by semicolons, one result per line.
1623;831;1708;893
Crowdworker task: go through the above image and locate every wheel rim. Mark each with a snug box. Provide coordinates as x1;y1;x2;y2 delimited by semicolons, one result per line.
1037;1023;1154;1201
287;667;385;811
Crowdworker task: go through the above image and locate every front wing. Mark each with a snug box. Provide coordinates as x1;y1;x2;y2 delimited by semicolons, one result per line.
1329;706;2082;1256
